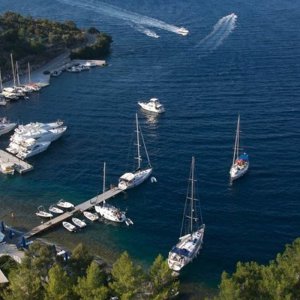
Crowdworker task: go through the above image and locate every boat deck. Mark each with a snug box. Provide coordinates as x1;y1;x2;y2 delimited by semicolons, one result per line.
0;150;33;174
24;187;122;239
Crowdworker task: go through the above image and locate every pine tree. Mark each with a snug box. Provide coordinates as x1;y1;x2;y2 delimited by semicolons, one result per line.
109;252;144;300
45;264;73;300
74;261;109;300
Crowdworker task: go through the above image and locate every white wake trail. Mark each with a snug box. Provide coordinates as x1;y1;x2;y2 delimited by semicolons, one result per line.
57;0;189;36
134;25;160;39
196;13;237;53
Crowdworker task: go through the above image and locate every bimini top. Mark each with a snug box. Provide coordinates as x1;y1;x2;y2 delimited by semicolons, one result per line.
149;98;159;102
171;246;190;257
120;172;135;181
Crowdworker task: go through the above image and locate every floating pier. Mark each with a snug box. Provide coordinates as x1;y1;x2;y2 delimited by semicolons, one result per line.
24;187;122;239
0;150;33;174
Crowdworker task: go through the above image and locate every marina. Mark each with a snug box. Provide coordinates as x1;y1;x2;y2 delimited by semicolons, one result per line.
0;149;33;174
24;187;122;239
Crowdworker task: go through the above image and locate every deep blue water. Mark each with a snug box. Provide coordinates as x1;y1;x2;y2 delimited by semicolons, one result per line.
0;0;300;294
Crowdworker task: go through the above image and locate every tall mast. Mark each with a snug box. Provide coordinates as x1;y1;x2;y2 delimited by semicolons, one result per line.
232;114;240;166
0;69;3;92
102;162;106;193
27;62;31;84
135;113;141;169
10;53;16;87
15;61;20;86
190;156;195;233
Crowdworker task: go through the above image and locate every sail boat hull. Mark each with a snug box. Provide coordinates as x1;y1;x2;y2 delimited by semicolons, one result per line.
230;161;249;180
168;225;205;272
118;167;152;190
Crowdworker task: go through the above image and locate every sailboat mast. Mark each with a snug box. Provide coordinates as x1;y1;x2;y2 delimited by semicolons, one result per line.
10;53;16;87
0;69;3;92
232;115;240;166
15;62;20;86
190;156;195;233
27;62;31;84
135;113;141;169
103;162;106;193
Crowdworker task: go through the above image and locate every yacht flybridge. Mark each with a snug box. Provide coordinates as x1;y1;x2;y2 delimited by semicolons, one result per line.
138;98;165;114
168;157;205;272
118;114;152;190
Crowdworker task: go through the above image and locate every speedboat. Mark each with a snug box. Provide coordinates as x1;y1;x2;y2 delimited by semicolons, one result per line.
83;211;99;221
0;118;17;136
36;206;53;218
177;27;189;36
57;199;74;209
72;218;87;228
95;202;133;225
16;141;51;159
62;221;76;232
138;98;165;114
49;205;64;214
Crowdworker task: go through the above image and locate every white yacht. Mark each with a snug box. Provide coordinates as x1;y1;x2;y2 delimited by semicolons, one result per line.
138;98;165;114
14;120;63;135
72;218;87;228
0;118;17;136
95;202;133;225
168;157;205;272
6;137;36;155
83;211;99;222
229;115;249;181
62;221;76;232
177;27;189;36
36;206;53;218
118;114;153;190
57;199;74;209
16;141;51;159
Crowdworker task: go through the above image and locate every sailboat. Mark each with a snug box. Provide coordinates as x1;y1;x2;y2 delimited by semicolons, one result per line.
229;115;249;181
168;157;205;272
118;114;153;190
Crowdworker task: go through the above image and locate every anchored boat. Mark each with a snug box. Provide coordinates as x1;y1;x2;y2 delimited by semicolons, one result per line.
138;98;165;114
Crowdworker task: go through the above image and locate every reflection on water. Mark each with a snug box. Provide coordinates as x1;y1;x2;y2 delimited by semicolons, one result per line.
140;110;160;127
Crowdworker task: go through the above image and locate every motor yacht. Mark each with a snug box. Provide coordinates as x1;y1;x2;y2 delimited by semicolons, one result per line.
138;98;165;114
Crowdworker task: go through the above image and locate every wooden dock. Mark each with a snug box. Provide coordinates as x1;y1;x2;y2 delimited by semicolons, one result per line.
24;187;122;239
0;150;33;174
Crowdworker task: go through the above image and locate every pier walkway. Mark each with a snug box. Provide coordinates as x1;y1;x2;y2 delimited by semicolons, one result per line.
0;150;33;174
24;187;122;239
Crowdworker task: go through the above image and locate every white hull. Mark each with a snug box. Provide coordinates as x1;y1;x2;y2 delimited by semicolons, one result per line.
36;211;53;218
57;200;74;209
95;204;126;223
168;225;205;272
49;206;64;214
16;141;51;159
118;167;152;190
138;102;165;114
83;211;99;221
72;218;87;228
62;221;76;232
230;162;249;181
0;123;17;136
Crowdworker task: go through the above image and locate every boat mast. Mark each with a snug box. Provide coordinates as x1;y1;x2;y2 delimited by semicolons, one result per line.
0;69;3;92
190;156;195;233
232;115;240;166
10;53;16;87
103;162;106;193
27;62;31;84
15;62;20;86
135;113;142;169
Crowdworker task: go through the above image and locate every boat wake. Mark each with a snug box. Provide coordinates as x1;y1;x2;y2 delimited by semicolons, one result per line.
196;13;237;54
57;0;188;36
133;25;160;39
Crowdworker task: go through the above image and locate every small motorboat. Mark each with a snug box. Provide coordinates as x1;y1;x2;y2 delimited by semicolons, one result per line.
36;206;53;218
57;199;74;209
49;205;64;214
0;117;17;136
138;98;165;114
72;217;87;228
177;27;189;36
62;221;76;232
83;211;99;222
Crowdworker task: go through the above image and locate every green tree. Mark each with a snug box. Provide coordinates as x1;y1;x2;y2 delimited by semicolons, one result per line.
148;254;179;300
74;261;109;300
45;263;73;300
109;252;144;300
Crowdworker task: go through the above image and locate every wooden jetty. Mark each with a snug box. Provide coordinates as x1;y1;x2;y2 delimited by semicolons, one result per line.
24;187;122;239
0;150;33;174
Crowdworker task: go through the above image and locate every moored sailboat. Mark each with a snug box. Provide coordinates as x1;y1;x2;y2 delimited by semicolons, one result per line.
168;157;205;272
229;115;249;181
118;114;152;190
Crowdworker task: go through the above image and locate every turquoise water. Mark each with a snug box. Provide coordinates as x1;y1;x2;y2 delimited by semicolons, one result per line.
0;0;300;295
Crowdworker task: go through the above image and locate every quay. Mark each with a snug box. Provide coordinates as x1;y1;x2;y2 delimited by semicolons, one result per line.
24;187;122;239
0;150;33;174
